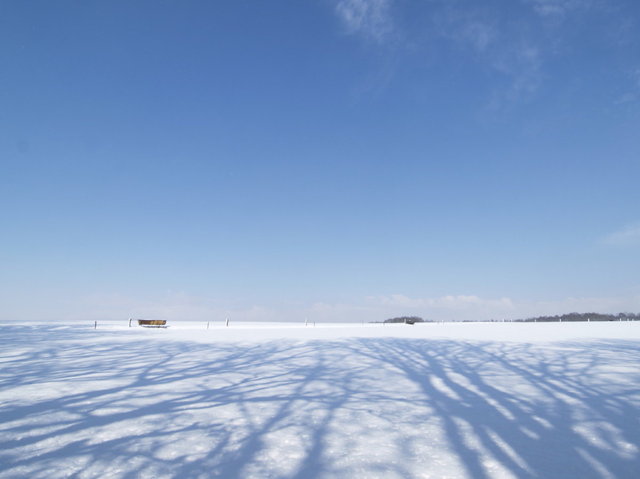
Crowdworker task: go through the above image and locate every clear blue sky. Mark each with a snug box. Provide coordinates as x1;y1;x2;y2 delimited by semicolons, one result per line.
1;0;639;322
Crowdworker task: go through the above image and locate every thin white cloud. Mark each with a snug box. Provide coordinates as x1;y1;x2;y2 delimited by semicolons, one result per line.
434;7;497;54
615;92;637;105
616;67;640;104
54;291;280;323
331;0;630;109
525;0;595;19
462;22;495;52
603;224;640;246
490;44;543;107
374;293;514;311
334;0;394;43
6;290;639;323
304;293;640;322
431;5;544;107
527;0;568;18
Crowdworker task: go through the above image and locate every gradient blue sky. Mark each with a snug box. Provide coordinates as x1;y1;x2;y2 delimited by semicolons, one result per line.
1;0;639;322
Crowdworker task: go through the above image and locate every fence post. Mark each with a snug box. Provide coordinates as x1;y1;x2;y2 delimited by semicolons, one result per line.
226;318;229;327
94;321;97;330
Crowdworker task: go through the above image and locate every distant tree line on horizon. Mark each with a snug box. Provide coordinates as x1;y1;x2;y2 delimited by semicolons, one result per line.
508;312;640;323
384;316;425;324
379;312;640;323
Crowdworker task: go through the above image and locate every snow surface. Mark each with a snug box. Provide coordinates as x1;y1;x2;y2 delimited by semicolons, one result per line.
1;321;639;478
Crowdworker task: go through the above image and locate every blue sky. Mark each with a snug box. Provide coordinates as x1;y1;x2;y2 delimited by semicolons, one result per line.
1;0;639;322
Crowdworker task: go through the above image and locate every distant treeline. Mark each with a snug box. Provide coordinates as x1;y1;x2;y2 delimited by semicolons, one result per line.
510;312;640;323
384;316;425;324
377;312;640;324
380;312;640;323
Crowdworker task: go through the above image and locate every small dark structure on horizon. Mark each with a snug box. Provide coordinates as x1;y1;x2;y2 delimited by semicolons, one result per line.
137;319;168;328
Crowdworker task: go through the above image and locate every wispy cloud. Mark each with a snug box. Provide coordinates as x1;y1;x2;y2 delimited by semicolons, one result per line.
615;67;640;104
527;0;572;18
489;43;543;108
302;294;516;322
433;5;544;106
525;0;595;20
374;293;514;311
304;293;640;322
603;223;640;246
7;289;639;323
334;0;394;43
331;0;628;109
434;7;498;54
54;291;280;323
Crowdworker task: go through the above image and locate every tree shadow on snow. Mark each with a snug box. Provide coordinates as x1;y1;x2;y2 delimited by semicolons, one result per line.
0;325;639;478
349;338;640;479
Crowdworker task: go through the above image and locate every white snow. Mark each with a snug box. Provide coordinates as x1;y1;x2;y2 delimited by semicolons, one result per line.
1;321;639;478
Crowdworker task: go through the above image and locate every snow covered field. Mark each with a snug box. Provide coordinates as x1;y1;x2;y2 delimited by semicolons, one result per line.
1;321;639;478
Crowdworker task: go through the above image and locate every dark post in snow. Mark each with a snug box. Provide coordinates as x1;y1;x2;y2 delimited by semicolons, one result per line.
94;321;97;330
226;318;229;327
128;318;132;328
207;321;210;329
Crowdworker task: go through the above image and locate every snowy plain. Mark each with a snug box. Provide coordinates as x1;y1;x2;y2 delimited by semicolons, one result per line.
1;321;639;479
